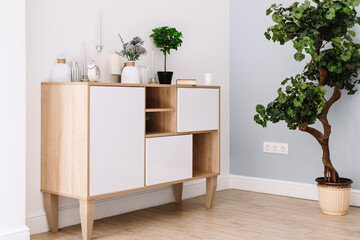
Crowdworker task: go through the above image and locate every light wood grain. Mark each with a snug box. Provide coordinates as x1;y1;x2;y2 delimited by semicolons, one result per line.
172;183;183;203
32;189;360;240
193;131;220;174
41;82;221;89
43;193;58;233
145;107;175;112
205;176;217;209
146;111;176;134
41;83;88;198
146;86;176;108
79;200;95;240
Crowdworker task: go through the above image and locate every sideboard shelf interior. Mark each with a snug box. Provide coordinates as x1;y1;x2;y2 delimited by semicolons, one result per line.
41;82;220;240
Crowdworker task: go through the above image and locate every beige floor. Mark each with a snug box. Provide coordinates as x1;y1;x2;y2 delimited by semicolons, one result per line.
31;189;360;240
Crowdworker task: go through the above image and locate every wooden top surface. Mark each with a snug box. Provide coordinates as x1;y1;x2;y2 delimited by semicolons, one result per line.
41;82;220;89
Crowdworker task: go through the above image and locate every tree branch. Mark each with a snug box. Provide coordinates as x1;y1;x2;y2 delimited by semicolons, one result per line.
317;86;341;139
298;123;325;145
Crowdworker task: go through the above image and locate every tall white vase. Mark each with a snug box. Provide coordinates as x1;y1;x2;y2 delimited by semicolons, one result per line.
122;61;140;84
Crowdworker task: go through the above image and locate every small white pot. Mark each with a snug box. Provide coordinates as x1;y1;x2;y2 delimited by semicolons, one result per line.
317;178;352;216
122;61;140;84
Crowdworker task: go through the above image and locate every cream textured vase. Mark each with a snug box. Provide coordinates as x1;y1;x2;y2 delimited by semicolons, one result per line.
317;185;351;216
122;61;140;84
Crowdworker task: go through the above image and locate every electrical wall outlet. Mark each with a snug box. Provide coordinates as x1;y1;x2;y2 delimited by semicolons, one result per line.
263;142;288;154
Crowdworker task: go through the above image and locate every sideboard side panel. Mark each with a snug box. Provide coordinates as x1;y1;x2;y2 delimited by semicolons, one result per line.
41;84;89;198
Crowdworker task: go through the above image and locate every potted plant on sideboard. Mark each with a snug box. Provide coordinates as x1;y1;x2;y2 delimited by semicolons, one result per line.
254;0;360;215
150;26;183;84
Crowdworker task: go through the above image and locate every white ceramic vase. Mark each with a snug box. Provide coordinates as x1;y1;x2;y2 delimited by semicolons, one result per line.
122;61;140;84
51;58;71;82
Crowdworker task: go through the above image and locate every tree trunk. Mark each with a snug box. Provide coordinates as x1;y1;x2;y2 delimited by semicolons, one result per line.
298;60;341;183
164;53;167;72
321;139;339;183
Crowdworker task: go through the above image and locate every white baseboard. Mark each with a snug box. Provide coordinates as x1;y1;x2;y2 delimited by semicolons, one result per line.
0;226;29;240
229;174;360;207
27;175;229;235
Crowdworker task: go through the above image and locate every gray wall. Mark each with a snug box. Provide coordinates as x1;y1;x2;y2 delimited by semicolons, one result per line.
230;0;360;189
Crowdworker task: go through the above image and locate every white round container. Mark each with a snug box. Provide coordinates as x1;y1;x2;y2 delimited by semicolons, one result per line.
51;58;71;82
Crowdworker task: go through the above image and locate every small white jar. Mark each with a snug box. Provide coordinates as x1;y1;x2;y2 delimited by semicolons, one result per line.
51;58;71;82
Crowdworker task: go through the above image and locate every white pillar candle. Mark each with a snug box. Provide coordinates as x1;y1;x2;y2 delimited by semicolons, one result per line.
204;73;212;85
109;54;121;75
110;65;121;75
109;54;121;65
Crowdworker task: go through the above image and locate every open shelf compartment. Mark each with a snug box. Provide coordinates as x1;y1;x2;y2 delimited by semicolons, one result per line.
145;86;177;136
193;131;220;177
146;86;176;109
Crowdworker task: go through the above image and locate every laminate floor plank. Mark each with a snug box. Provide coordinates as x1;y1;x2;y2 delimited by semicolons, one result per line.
31;189;360;240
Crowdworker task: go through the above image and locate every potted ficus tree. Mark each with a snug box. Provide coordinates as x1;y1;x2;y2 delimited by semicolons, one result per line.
254;0;360;215
150;26;183;84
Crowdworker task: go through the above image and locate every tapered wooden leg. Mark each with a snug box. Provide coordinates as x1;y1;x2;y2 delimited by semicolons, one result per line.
206;176;217;209
43;193;58;232
173;183;183;203
79;199;95;240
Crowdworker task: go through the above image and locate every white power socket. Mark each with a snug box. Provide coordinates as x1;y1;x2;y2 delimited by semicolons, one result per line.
263;142;288;154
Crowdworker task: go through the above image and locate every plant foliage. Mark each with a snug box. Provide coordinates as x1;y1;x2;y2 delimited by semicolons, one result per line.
254;0;360;183
150;26;183;71
116;35;147;61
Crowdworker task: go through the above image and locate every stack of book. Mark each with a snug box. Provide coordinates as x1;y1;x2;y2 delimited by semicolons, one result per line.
176;79;196;85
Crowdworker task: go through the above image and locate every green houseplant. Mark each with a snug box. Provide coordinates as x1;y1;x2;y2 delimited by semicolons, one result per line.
150;26;183;84
254;0;360;215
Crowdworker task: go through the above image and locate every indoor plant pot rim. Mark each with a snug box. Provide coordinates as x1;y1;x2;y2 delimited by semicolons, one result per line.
315;177;353;188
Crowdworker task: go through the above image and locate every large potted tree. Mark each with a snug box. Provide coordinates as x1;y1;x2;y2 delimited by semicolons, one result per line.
150;26;183;84
254;0;360;215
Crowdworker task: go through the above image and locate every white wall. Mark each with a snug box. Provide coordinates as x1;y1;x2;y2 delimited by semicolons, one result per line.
26;0;230;234
230;0;360;189
0;0;29;239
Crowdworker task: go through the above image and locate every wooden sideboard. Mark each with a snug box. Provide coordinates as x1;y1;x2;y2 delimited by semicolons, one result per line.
41;82;220;240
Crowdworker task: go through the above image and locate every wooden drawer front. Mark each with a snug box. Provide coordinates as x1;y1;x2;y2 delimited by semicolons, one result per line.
89;86;145;196
146;135;192;185
177;88;219;132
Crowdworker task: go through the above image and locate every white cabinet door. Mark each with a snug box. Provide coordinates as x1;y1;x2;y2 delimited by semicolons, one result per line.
89;86;145;196
146;135;192;185
177;88;219;132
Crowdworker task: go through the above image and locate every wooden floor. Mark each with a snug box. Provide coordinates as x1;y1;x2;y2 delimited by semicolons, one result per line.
31;189;360;240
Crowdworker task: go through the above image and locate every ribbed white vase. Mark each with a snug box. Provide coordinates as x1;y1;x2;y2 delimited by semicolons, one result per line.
122;61;140;84
317;185;351;216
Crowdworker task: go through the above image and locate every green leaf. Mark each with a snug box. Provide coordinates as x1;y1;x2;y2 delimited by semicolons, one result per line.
278;89;287;103
266;7;272;15
318;86;327;96
299;79;307;89
340;51;352;62
293;98;302;107
272;13;282;23
326;8;336;20
281;78;290;85
348;30;356;37
287;107;296;118
294;52;305;61
264;32;271;40
256;104;266;117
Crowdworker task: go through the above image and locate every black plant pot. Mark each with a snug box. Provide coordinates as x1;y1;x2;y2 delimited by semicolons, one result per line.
157;71;173;84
